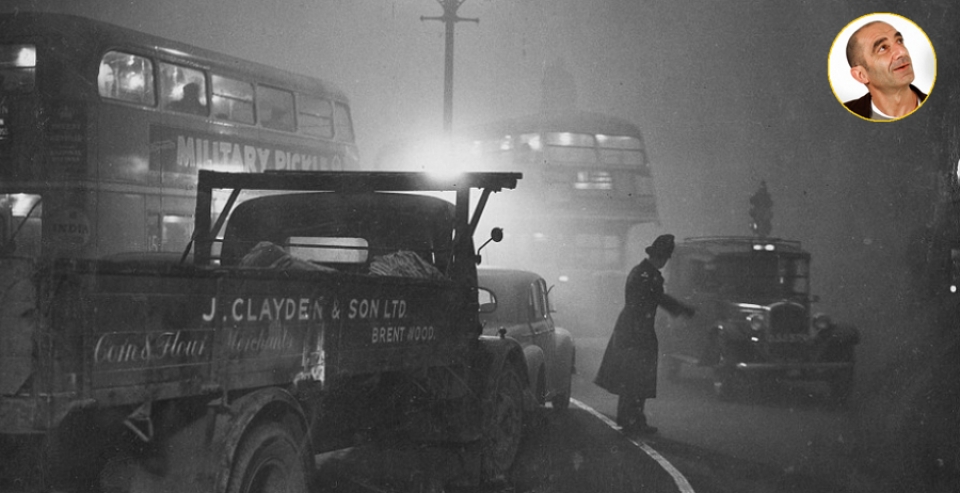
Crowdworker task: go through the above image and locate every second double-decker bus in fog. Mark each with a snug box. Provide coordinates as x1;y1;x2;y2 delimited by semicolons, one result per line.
0;13;358;260
375;110;660;336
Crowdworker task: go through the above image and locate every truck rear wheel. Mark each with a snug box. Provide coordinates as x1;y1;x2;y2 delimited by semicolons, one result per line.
479;363;524;481
227;421;308;493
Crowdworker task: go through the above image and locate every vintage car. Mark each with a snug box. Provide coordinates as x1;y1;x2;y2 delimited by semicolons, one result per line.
657;237;860;403
478;267;577;410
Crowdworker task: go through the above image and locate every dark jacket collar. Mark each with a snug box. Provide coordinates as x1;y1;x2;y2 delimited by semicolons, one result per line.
844;84;928;119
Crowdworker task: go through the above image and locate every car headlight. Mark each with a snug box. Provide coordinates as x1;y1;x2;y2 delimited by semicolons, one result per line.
747;313;766;332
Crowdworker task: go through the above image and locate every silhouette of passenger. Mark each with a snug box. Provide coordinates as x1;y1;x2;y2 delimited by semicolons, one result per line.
167;82;206;115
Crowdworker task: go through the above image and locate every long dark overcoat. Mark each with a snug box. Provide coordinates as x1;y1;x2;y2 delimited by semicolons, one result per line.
594;259;685;398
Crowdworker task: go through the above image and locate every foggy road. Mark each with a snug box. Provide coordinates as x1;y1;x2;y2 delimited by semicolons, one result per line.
309;336;855;493
573;337;866;493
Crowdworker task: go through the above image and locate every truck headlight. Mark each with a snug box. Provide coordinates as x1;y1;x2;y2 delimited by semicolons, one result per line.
747;313;765;332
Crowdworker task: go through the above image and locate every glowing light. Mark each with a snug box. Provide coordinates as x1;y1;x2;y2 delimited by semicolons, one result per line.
764;244;775;251
951;285;957;294
523;134;542;152
16;46;36;67
750;337;760;342
9;194;41;217
124;73;145;91
753;244;763;251
558;275;569;282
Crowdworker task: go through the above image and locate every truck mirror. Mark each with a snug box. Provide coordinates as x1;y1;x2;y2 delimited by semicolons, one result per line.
476;227;505;264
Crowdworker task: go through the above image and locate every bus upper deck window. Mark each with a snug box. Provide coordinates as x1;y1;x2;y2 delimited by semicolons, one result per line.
98;51;155;106
544;132;595;165
160;62;207;116
212;75;254;124
0;44;37;93
257;85;295;132
298;95;333;138
598;135;645;167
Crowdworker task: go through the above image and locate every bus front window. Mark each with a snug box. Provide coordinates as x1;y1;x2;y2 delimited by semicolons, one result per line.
0;193;42;257
0;44;36;93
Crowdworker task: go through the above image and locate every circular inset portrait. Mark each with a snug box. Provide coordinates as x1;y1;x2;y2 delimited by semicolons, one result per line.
828;13;936;122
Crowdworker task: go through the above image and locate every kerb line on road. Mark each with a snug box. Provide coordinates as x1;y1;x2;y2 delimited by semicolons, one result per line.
571;398;696;493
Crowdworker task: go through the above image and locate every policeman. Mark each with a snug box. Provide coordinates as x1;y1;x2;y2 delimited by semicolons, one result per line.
594;234;695;435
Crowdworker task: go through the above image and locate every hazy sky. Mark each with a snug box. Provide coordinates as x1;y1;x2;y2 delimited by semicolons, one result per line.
4;0;958;369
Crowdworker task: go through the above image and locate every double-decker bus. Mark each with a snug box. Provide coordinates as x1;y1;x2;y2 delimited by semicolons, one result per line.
0;13;359;260
375;110;660;336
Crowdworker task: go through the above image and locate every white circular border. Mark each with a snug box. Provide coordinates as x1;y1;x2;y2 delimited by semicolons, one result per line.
828;13;936;107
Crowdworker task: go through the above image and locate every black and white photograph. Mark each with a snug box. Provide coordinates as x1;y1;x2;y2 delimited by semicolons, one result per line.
0;1;957;492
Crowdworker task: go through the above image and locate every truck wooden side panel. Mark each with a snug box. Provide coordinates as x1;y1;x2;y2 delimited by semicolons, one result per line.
59;262;471;410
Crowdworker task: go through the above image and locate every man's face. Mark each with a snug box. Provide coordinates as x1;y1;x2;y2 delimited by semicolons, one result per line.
851;22;915;90
650;255;669;269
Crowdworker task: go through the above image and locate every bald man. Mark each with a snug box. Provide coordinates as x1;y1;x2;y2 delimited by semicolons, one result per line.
844;20;927;120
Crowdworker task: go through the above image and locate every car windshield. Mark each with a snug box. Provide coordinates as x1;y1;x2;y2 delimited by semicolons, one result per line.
701;253;809;298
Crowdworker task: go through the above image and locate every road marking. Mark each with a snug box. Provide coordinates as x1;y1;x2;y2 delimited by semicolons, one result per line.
572;398;696;493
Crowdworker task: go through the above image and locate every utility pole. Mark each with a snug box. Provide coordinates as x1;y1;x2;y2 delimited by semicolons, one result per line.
421;0;478;136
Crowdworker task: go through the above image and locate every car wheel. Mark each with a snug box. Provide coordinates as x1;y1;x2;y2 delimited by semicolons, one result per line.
713;351;746;401
479;363;525;481
226;421;309;493
713;368;737;401
551;364;573;412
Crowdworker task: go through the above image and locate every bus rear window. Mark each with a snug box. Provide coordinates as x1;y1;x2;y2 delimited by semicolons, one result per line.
212;75;254;124
0;44;36;93
257;85;295;131
298;95;333;138
98;51;156;106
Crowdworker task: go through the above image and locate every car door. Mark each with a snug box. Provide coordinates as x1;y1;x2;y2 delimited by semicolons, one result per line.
529;278;558;390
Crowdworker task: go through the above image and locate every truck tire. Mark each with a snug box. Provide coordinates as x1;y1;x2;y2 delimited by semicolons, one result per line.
479;363;524;481
227;421;309;493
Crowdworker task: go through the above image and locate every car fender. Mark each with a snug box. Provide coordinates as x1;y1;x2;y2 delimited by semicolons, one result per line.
522;344;546;395
716;320;751;342
553;327;576;376
477;334;537;412
828;323;861;345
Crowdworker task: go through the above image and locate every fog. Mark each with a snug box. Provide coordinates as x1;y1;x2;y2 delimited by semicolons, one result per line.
3;1;958;490
5;0;956;392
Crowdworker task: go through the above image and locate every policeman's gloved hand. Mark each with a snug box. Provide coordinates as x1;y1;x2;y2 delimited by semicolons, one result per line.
683;305;696;318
